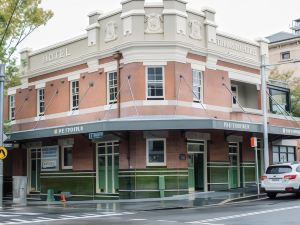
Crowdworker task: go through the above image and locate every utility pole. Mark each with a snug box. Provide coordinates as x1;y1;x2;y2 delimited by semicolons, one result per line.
0;64;5;208
261;54;269;171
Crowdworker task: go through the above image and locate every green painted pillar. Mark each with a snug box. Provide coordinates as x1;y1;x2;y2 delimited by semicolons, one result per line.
47;189;55;202
159;176;165;198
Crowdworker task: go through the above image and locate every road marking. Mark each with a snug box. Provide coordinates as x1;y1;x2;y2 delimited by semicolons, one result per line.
186;205;300;224
156;219;178;223
0;214;20;218
130;218;148;221
0;213;128;224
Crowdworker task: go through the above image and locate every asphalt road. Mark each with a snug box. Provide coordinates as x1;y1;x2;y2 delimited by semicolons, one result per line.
1;194;300;225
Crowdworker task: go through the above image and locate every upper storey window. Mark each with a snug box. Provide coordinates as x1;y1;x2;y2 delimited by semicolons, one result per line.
281;51;290;61
70;80;79;111
269;87;290;114
9;95;16;121
231;85;238;106
147;67;164;100
107;71;118;104
192;70;203;103
37;88;45;116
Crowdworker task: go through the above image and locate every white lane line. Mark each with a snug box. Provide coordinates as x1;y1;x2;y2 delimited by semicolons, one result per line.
9;219;31;223
0;214;20;217
186;222;224;225
156;219;178;223
0;213;127;224
130;218;148;221
6;212;42;216
186;205;300;224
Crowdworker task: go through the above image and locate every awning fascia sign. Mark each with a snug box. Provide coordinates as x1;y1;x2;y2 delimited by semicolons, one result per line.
5;118;300;142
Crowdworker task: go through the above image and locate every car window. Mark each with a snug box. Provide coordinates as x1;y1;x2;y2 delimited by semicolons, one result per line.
296;166;300;172
266;166;292;174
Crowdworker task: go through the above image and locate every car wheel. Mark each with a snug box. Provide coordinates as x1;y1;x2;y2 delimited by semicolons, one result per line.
267;193;277;199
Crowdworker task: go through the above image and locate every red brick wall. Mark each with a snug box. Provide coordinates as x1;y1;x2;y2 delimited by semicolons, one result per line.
72;135;94;171
12;148;27;176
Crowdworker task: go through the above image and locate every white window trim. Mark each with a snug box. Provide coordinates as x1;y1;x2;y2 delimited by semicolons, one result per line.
231;84;238;107
280;51;291;61
146;138;166;167
70;80;79;111
192;70;204;103
37;88;45;116
106;71;118;105
9;95;16;121
61;145;73;170
146;66;165;100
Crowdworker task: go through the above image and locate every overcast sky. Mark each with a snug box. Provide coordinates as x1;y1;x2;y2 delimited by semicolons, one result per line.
18;0;300;52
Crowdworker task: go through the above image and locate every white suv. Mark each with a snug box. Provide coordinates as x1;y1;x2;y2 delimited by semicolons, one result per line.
261;162;300;199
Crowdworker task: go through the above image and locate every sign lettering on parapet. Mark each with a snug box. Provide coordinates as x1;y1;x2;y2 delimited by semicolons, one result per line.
53;125;84;135
216;37;258;56
43;48;71;63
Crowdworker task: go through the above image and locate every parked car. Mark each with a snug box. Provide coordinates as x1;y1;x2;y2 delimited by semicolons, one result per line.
261;162;300;199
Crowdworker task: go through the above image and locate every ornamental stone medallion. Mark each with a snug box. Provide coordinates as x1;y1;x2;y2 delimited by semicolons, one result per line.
145;13;163;34
189;20;201;40
105;21;118;42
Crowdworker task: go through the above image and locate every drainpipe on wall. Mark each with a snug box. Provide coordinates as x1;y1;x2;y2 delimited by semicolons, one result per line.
113;52;122;118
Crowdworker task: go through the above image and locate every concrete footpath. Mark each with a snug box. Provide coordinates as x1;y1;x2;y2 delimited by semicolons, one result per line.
5;186;266;211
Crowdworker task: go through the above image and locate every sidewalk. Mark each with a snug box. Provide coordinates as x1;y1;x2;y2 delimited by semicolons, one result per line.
5;186;266;211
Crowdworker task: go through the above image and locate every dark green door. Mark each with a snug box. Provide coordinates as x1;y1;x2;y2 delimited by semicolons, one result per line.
188;142;206;192
29;149;41;192
97;142;119;194
194;154;204;190
228;143;239;189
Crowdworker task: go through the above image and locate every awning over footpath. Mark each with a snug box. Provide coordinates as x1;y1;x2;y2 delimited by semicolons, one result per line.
5;116;300;142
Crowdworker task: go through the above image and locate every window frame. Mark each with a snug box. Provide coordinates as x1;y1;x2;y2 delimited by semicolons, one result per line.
61;145;73;170
272;145;295;164
231;84;238;106
192;69;204;103
146;138;167;167
9;94;16;121
107;71;118;104
70;80;79;111
37;88;45;116
269;86;291;114
281;51;290;61
146;66;165;100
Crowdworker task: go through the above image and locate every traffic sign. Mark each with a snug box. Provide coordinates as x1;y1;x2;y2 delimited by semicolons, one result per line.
250;137;257;148
0;147;7;160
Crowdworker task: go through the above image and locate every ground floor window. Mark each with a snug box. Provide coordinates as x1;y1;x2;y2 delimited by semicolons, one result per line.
272;145;295;163
146;138;166;166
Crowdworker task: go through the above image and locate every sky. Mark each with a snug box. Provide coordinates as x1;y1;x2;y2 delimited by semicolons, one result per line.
18;0;300;53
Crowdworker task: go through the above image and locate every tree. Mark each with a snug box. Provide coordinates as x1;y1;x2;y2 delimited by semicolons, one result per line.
269;67;300;117
0;0;53;91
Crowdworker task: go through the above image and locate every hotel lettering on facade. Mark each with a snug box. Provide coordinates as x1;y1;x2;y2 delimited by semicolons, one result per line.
4;0;300;200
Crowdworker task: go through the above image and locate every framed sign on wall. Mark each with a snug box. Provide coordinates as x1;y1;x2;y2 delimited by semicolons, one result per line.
41;146;59;171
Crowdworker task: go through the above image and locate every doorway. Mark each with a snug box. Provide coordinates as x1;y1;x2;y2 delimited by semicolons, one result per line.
96;141;119;194
28;148;41;192
228;142;240;189
188;140;207;192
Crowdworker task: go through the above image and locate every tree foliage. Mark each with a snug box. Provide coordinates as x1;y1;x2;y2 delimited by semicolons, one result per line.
0;0;53;91
270;67;300;117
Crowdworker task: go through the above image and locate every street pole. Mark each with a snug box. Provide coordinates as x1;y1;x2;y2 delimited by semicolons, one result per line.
254;146;260;195
261;54;269;171
0;64;5;208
